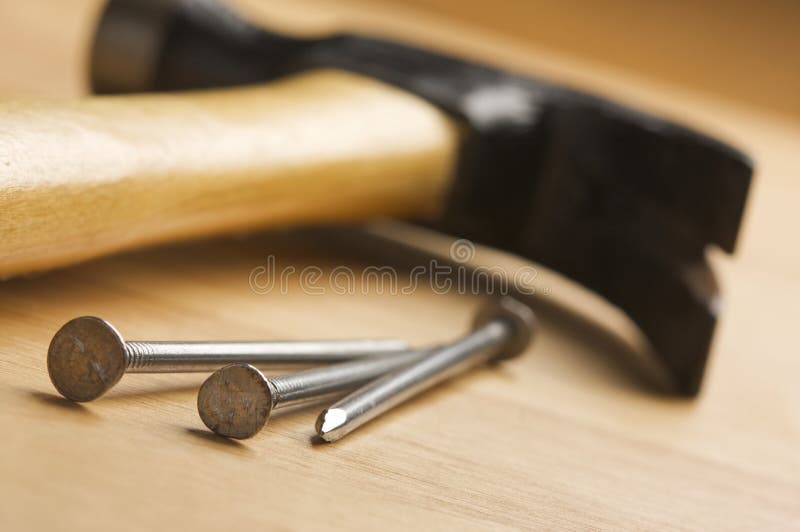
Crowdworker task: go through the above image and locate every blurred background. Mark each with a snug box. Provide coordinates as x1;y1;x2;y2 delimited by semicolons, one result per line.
0;0;798;122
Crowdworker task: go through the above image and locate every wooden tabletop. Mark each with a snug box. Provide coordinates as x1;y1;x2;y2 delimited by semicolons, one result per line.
1;1;798;530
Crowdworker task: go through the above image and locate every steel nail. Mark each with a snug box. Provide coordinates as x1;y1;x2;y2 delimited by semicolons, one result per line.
197;348;433;439
47;316;410;402
315;297;536;442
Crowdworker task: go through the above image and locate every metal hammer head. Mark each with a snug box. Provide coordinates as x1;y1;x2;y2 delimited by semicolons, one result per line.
91;0;753;396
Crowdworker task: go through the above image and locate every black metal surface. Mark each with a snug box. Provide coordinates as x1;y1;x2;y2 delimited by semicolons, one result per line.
91;0;753;395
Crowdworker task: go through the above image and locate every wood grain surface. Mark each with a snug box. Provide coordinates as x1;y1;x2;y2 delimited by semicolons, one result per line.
1;1;799;530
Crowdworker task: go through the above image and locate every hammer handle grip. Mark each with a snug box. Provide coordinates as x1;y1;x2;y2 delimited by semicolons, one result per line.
0;70;458;277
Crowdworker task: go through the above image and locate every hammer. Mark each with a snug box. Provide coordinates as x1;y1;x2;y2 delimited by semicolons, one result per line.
0;0;752;396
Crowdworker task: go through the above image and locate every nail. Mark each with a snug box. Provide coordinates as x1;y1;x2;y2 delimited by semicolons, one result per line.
315;297;536;442
197;348;432;439
47;316;409;402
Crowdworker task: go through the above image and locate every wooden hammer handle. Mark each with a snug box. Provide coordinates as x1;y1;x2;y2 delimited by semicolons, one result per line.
0;70;458;277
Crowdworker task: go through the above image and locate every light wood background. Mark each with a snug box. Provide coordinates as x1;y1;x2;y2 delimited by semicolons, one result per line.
1;1;799;530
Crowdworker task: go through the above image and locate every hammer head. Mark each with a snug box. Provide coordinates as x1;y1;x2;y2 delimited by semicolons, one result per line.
91;0;753;396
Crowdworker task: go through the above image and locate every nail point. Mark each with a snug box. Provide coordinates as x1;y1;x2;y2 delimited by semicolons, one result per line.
315;408;349;441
